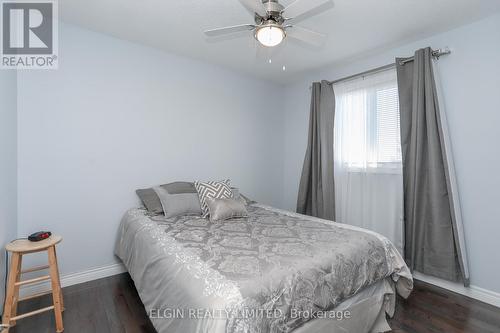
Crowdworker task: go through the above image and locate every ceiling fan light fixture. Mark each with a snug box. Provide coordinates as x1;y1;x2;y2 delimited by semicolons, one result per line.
256;24;285;47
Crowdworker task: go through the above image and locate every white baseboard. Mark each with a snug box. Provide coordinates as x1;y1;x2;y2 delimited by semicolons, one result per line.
19;263;126;298
413;272;500;308
17;263;500;309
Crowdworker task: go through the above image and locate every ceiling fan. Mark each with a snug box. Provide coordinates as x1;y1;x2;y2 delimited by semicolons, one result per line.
204;0;334;48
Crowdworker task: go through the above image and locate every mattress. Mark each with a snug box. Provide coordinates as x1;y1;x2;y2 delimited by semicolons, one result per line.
115;203;413;333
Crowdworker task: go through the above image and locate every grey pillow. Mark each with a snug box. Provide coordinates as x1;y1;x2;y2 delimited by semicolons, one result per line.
136;182;197;214
231;188;256;205
136;188;163;214
206;198;248;222
153;186;202;218
240;193;256;205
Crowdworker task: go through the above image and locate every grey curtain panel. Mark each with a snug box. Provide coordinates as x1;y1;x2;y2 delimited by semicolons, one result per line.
297;81;336;221
396;47;470;286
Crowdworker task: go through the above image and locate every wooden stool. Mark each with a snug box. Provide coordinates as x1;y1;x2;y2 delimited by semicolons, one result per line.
2;236;64;333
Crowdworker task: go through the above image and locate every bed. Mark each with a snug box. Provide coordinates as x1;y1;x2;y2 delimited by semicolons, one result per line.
115;203;413;333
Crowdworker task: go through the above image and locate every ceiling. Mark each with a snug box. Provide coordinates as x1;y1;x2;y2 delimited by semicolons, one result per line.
60;0;500;84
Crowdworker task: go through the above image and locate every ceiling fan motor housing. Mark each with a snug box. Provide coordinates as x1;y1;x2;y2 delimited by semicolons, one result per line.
263;0;284;14
255;0;285;25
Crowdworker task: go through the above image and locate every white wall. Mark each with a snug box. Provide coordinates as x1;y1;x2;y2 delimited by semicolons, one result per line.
282;13;500;293
0;70;17;313
16;23;285;276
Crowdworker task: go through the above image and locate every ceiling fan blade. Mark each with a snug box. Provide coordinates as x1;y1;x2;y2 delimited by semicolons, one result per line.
283;0;334;21
205;24;255;37
286;26;327;47
239;0;268;17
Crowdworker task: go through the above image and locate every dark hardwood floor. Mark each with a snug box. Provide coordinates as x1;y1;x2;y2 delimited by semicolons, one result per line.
6;273;500;333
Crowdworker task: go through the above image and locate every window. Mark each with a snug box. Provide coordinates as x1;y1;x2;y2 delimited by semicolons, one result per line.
334;69;402;172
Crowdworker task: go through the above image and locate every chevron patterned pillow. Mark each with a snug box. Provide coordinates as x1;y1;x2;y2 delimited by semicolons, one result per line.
194;180;233;218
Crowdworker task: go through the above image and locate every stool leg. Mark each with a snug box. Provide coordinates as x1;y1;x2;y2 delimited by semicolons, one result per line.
48;246;64;332
9;254;23;327
53;247;64;311
2;253;21;331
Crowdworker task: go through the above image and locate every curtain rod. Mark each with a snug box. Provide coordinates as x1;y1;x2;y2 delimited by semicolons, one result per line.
317;47;451;87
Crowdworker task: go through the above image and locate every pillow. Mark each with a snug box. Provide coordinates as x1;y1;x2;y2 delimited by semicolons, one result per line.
240;193;256;205
136;182;198;214
194;180;233;218
136;188;163;214
231;188;256;206
206;198;248;222
153;186;202;218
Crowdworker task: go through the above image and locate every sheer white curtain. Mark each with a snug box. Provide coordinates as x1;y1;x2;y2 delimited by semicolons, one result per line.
333;69;404;253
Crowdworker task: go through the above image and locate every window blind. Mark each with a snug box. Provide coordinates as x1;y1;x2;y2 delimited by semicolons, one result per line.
376;85;401;164
334;68;402;170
